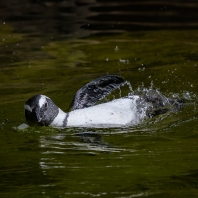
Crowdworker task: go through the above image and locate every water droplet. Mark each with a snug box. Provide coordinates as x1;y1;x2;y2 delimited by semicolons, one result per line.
119;59;129;64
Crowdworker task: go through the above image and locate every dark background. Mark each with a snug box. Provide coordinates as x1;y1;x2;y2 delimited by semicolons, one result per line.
1;0;198;37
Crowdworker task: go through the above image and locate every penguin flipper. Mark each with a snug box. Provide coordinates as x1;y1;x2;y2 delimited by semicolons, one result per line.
69;75;125;110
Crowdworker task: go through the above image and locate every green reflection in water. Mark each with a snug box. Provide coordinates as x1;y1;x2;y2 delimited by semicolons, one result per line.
0;30;198;197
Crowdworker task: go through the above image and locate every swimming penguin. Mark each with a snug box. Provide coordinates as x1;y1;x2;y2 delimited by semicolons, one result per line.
24;75;182;128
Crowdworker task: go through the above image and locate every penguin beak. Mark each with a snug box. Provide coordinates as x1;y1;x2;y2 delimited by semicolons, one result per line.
25;106;44;125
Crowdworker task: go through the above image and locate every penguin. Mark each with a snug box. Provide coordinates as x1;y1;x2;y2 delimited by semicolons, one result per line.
24;75;182;128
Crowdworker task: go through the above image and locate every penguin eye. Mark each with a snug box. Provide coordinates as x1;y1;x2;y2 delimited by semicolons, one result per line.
44;102;48;108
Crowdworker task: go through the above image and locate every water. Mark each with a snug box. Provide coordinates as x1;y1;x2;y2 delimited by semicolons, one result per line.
1;1;198;198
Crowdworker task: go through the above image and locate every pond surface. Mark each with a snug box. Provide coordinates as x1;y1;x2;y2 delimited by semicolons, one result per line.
1;1;198;198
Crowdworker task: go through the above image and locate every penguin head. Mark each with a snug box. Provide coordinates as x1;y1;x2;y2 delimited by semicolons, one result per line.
24;95;59;126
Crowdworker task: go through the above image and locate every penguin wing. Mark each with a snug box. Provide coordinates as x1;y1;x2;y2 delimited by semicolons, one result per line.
69;75;125;110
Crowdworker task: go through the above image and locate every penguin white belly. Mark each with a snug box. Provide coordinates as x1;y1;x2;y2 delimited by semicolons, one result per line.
67;97;145;128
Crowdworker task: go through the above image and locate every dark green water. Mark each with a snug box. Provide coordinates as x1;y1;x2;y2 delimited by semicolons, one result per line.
1;22;198;197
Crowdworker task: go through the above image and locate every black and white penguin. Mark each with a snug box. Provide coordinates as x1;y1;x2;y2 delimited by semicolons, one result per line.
24;75;182;128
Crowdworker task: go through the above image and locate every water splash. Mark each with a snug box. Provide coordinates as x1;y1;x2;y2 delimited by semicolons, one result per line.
125;80;133;93
115;46;119;51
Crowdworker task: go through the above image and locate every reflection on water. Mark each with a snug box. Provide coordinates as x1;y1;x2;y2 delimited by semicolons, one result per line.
39;133;132;170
